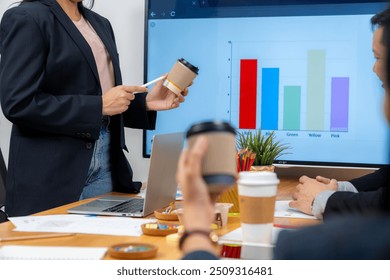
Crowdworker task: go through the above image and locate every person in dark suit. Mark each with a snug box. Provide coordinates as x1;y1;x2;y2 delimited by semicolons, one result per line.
289;8;390;220
288;167;390;220
274;214;390;259
0;0;189;216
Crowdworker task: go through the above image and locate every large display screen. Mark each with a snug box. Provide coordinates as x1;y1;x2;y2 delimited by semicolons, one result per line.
143;0;390;167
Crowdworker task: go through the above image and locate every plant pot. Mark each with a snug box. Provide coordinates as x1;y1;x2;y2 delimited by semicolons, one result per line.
250;165;275;172
216;166;275;213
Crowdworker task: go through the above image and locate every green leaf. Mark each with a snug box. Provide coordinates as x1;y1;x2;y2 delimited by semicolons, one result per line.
236;130;291;166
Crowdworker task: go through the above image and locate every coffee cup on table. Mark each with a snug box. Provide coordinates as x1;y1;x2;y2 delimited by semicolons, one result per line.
237;171;279;244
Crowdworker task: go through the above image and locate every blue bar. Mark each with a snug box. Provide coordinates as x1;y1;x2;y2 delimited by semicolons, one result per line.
261;68;279;130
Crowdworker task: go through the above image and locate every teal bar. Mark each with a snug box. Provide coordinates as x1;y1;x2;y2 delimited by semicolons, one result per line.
306;50;326;130
283;86;301;130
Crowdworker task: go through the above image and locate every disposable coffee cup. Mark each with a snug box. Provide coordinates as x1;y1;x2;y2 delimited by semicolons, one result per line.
238;171;279;244
163;58;199;95
186;121;237;194
215;203;233;227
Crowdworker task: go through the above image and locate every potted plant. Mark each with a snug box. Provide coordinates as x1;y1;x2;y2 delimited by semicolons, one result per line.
217;130;290;213
236;130;290;171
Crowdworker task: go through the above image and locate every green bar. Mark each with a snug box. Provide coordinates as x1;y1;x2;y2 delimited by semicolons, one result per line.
306;50;325;130
283;86;301;130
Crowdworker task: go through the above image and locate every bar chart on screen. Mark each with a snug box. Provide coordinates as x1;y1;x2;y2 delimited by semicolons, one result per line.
229;39;354;135
145;9;388;165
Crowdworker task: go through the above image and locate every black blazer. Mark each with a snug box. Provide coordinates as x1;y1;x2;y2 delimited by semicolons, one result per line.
0;0;156;216
274;214;390;259
182;215;390;260
324;167;390;219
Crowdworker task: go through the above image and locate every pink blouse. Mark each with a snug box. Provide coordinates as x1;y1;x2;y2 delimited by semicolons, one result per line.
73;16;115;95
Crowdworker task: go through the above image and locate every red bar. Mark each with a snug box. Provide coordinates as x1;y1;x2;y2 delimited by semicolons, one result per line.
239;59;257;129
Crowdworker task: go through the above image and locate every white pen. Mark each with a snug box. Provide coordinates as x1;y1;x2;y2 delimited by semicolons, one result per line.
141;76;165;87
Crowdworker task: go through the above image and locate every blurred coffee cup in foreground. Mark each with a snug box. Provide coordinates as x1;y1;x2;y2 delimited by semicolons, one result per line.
186;120;237;194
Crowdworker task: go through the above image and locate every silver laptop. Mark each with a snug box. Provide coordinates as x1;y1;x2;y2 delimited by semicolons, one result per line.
67;132;184;217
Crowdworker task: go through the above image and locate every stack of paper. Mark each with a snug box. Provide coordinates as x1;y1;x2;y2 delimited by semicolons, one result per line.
0;245;107;260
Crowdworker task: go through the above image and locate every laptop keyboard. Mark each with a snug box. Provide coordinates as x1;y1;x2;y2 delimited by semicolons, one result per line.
102;199;144;213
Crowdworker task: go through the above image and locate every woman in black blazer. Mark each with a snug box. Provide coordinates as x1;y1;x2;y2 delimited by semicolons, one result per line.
0;0;187;216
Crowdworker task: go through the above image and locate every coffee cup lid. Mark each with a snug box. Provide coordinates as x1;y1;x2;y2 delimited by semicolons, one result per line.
186;120;236;138
178;58;199;74
238;171;279;185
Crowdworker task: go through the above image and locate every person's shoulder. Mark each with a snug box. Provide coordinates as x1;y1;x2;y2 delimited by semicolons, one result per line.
5;1;49;16
2;1;50;23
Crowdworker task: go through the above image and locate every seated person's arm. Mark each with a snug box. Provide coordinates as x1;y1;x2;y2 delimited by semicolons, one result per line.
289;175;338;218
349;167;390;192
323;187;389;219
289;175;359;219
274;214;390;260
177;137;219;260
290;172;390;219
312;177;358;219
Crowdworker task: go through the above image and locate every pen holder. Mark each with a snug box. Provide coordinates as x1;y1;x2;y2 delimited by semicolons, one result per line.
220;244;242;259
216;185;239;213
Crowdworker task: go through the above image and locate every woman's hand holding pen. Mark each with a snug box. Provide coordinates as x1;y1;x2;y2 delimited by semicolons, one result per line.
102;85;147;116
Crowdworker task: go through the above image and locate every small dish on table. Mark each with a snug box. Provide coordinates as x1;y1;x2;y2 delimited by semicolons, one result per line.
108;242;158;259
141;222;179;236
154;208;179;221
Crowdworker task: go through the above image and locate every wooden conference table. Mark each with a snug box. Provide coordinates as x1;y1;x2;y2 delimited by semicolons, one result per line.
0;176;321;260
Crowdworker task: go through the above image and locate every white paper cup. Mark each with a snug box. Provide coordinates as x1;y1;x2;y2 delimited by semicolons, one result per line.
215;203;233;227
238;171;279;244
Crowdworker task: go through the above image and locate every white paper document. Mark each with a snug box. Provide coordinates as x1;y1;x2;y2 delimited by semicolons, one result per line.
0;245;107;260
274;200;318;220
219;227;288;245
9;215;156;236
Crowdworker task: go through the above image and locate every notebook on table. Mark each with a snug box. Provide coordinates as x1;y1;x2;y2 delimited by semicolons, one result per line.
67;132;184;217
